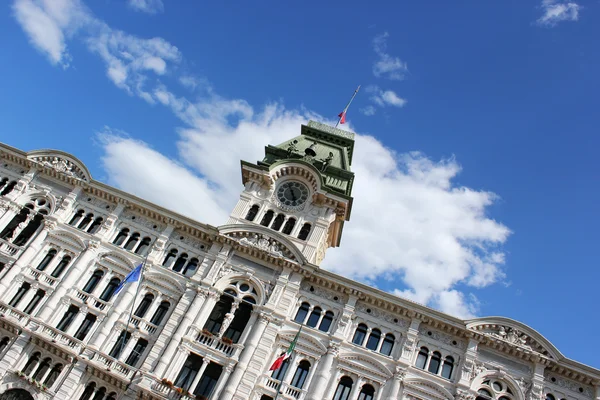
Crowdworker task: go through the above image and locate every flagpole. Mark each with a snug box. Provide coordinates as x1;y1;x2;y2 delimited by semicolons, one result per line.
117;254;149;359
273;325;302;400
335;85;361;128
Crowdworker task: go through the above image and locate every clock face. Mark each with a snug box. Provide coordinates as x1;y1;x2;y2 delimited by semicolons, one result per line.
276;181;309;207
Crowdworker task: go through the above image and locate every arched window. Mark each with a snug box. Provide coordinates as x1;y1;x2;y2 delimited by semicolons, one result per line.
74;313;97;340
83;270;104;293
319;311;334;332
203;295;234;334
51;255;71;278
366;328;381;351
162;248;178;267
79;382;96;400
134;293;154;318
297;223;311;240
9;282;30;307
441;355;454;379
92;387;106;400
0;178;7;191
271;214;285;231
0;180;17;196
477;379;516;400
380;333;395;356
135;237;151;255
271;358;290;381
69;210;85;226
290;360;311;389
306;306;322;328
32;357;51;381
14;213;44;246
23;289;45;315
333;376;353;400
0;337;10;354
282;217;296;235
36;249;57;271
99;277;121;301
109;331;131;359
56;305;79;332
358;384;376;400
113;228;129;246
428;351;442;374
223;301;253;343
0;208;29;241
124;232;140;251
87;217;103;234
415;346;428;369
260;210;274;227
105;392;117;400
352;323;368;346
150;301;170;325
43;363;62;387
183;258;199;277
78;213;94;230
546;395;556;400
245;205;259;221
22;352;41;375
294;302;310;323
173;253;189;273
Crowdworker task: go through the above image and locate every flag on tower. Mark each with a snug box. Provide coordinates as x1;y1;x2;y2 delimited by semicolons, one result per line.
114;263;143;295
270;326;302;371
336;85;361;127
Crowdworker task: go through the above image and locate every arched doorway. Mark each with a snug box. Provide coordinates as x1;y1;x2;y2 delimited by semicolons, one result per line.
0;389;35;400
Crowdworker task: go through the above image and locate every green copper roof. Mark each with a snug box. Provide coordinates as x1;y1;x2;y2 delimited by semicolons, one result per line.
256;121;356;197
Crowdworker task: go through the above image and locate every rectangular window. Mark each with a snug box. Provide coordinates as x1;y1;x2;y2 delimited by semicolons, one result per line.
23;289;45;315
174;353;203;391
125;338;148;367
109;331;131;359
74;313;97;341
8;282;31;307
194;362;223;397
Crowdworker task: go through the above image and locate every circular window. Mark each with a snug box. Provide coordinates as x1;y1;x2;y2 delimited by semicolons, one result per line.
239;283;250;292
478;380;515;400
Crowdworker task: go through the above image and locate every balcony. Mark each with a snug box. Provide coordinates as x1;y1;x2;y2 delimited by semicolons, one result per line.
264;376;306;399
38;323;83;352
195;331;243;358
129;315;159;335
73;288;110;312
92;353;136;380
0;238;22;258
0;303;29;324
26;266;59;287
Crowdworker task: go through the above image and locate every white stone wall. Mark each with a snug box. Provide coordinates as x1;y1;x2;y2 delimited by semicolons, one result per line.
0;152;597;400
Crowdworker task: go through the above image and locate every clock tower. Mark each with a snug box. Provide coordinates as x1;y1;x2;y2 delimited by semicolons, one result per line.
224;121;355;265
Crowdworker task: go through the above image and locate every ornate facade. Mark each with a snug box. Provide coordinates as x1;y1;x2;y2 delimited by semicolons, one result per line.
0;121;597;400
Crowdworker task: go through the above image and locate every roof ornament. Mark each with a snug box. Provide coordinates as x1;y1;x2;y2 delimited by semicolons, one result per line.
320;152;334;172
303;141;318;163
286;140;299;158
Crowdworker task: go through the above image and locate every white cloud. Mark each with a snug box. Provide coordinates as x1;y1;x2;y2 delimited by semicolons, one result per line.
128;0;164;14
372;32;408;81
14;0;511;319
12;0;89;67
367;85;407;108
537;0;580;26
360;106;376;116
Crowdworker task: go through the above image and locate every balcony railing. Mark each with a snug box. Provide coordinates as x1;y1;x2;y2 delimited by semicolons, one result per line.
264;376;306;399
0;303;29;323
195;331;243;358
73;289;110;311
129;315;159;335
0;238;21;257
26;266;59;287
93;353;135;380
38;323;82;352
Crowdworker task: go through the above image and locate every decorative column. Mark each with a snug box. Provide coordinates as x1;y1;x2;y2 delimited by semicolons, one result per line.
119;332;140;362
189;358;211;394
210;364;234;399
527;361;546;400
323;369;342;400
219;312;272;400
192;289;220;328
218;298;240;338
457;337;479;388
348;376;364;400
384;367;406;400
53;186;83;222
37;240;101;321
152;288;206;377
305;343;339;400
66;307;88;336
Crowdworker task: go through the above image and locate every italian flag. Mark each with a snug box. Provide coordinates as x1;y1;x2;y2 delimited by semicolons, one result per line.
269;327;302;371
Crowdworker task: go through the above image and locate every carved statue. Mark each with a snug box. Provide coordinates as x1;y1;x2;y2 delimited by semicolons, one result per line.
286;140;299;158
320;152;334;171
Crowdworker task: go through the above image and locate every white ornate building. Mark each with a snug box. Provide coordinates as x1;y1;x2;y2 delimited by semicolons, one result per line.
0;121;597;400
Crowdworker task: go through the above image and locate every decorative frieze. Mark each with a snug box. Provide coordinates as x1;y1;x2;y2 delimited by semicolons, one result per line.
419;325;465;349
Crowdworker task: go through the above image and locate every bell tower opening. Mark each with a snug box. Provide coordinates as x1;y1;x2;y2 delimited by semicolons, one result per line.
225;121;355;265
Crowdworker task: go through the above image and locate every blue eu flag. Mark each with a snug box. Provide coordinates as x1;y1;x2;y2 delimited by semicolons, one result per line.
114;263;143;295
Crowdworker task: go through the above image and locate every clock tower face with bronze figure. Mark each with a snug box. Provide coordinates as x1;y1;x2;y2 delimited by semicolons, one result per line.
276;180;310;209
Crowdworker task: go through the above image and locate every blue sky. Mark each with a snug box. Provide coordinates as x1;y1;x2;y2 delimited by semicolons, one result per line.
1;0;598;368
